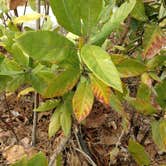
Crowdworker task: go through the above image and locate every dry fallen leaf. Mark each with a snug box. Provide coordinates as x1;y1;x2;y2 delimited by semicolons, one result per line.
10;0;27;10
2;144;37;164
3;145;26;164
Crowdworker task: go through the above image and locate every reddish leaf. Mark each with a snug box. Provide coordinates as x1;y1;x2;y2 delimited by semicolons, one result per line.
90;74;111;107
72;77;94;122
142;24;166;59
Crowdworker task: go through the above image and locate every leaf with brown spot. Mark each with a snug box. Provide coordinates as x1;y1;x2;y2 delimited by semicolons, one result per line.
72;77;94;122
90;74;110;107
142;24;166;59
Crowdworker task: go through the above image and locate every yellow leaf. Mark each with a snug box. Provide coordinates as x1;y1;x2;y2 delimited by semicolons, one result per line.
17;87;34;99
13;13;42;24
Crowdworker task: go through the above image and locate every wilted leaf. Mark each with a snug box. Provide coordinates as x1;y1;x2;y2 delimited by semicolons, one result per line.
81;45;122;92
90;74;111;106
151;119;166;152
128;139;150;166
142;24;166;59
34;99;60;112
72;77;94;122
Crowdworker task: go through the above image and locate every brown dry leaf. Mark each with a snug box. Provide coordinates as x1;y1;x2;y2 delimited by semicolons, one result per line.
10;0;27;10
0;131;10;138
2;144;37;164
100;129;120;145
67;153;81;166
3;145;26;164
85;113;108;128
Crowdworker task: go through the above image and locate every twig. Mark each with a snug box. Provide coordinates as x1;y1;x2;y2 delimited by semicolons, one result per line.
75;148;97;166
31;92;39;146
140;127;150;145
0;114;19;143
31;0;40;146
20;1;28;31
74;125;96;166
115;130;125;148
49;134;70;166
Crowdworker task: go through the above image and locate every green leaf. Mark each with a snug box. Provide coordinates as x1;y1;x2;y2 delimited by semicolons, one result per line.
90;74;111;106
0;75;11;92
142;24;166;59
155;80;166;109
31;65;80;98
131;0;148;21
110;92;123;113
72;77;94;122
34;99;60;112
50;0;103;36
28;152;48;166
115;58;147;78
60;105;72;136
128;139;150;166
60;92;73;136
127;83;157;115
146;55;166;69
81;45;122;92
6;74;25;92
137;83;151;102
0;0;8;12
11;43;29;68
89;0;136;45
16;31;77;65
127;97;156;115
151;119;166;152
12;152;48;166
48;108;61;138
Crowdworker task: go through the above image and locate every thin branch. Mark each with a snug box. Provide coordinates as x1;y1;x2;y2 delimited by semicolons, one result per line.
31;0;41;147
74;125;96;166
75;148;97;166
32;92;39;146
49;134;70;166
0;114;19;143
